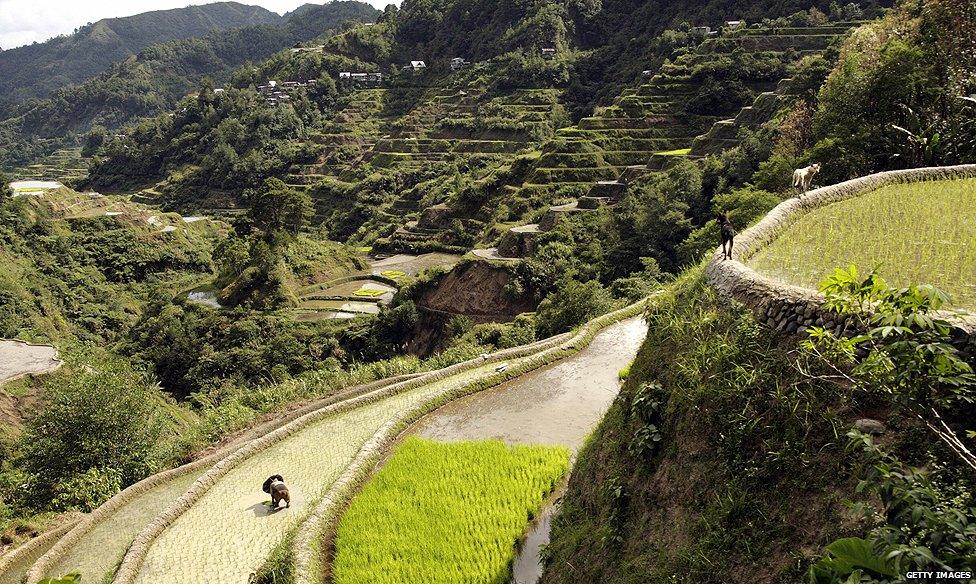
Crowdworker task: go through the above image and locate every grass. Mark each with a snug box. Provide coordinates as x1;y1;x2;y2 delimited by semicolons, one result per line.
333;437;569;584
654;148;692;156
748;178;976;309
542;268;862;583
352;287;385;298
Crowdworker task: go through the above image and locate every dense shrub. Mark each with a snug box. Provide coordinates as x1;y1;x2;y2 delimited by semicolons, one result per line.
16;357;165;511
535;278;613;337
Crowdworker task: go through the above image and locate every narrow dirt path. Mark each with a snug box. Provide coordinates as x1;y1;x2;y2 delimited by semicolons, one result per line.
131;362;518;584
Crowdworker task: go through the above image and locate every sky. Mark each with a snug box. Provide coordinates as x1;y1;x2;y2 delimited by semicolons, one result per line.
0;0;394;50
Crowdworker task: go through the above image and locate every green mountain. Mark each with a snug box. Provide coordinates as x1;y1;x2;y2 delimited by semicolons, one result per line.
0;0;974;580
0;2;283;107
0;1;380;169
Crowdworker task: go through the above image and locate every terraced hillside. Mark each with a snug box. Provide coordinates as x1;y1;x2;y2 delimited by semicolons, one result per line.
402;22;859;261
279;68;564;252
13;148;89;187
1;299;647;584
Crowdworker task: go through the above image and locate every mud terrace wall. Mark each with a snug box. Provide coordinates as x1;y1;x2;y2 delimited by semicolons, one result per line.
291;296;654;584
110;328;580;584
705;165;976;352
0;513;82;579
23;374;418;584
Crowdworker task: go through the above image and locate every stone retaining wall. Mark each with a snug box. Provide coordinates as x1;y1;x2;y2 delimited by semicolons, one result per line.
291;296;654;584
0;513;83;581
705;165;976;351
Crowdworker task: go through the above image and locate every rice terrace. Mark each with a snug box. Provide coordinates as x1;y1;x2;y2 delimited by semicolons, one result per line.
749;178;976;308
0;0;975;582
333;438;569;584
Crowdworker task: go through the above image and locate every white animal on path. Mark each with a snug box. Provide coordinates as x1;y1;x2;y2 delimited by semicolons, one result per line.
792;163;821;195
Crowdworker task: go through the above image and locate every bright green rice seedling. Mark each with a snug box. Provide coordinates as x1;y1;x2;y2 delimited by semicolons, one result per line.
380;270;407;280
352;287;385;298
748;178;976;309
333;437;569;584
655;148;692;156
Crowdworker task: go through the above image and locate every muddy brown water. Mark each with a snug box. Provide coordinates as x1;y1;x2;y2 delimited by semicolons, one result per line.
410;316;647;448
368;252;461;276
407;315;648;584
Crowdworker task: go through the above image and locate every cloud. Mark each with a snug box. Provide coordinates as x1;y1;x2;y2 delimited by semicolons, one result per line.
0;0;396;50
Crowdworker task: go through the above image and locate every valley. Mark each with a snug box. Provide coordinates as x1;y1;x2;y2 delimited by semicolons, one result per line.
0;0;974;582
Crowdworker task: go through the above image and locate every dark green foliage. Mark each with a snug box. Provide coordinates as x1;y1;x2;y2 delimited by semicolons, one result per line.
248;178;314;237
686;78;753;116
0;2;378;169
0;171;10;202
0;2;282;104
811;1;976;182
87;86;307;195
543;269;857;583
126;300;345;401
0;196;214;343
341;301;421;362
453;314;537;350
16;356;164;511
804;269;976;580
678;186;782;264
535;278;613;337
607;161;702;275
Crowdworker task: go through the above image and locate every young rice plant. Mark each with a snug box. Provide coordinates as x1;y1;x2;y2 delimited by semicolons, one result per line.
748;178;976;309
333;437;569;584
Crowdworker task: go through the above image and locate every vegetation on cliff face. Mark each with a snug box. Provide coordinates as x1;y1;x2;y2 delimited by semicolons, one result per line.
542;267;976;582
543;270;857;582
0;190;217;343
809;0;976;182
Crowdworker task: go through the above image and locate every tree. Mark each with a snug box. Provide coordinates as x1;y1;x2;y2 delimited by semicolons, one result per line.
19;357;164;510
248;178;314;238
0;171;11;203
535;278;612;338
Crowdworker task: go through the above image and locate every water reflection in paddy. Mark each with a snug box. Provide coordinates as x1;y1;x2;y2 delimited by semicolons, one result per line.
407;316;649;584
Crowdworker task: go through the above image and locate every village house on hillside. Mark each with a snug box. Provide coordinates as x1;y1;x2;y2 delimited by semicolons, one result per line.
451;57;470;71
339;71;384;88
724;20;746;30
404;60;427;72
540;47;557;59
257;79;317;106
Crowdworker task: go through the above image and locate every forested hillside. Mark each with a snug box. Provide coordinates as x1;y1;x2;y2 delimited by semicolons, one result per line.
0;2;281;107
0;1;379;169
1;0;974;580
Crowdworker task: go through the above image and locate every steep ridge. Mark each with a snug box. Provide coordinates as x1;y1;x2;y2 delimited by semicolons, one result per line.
0;2;282;105
0;1;380;171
